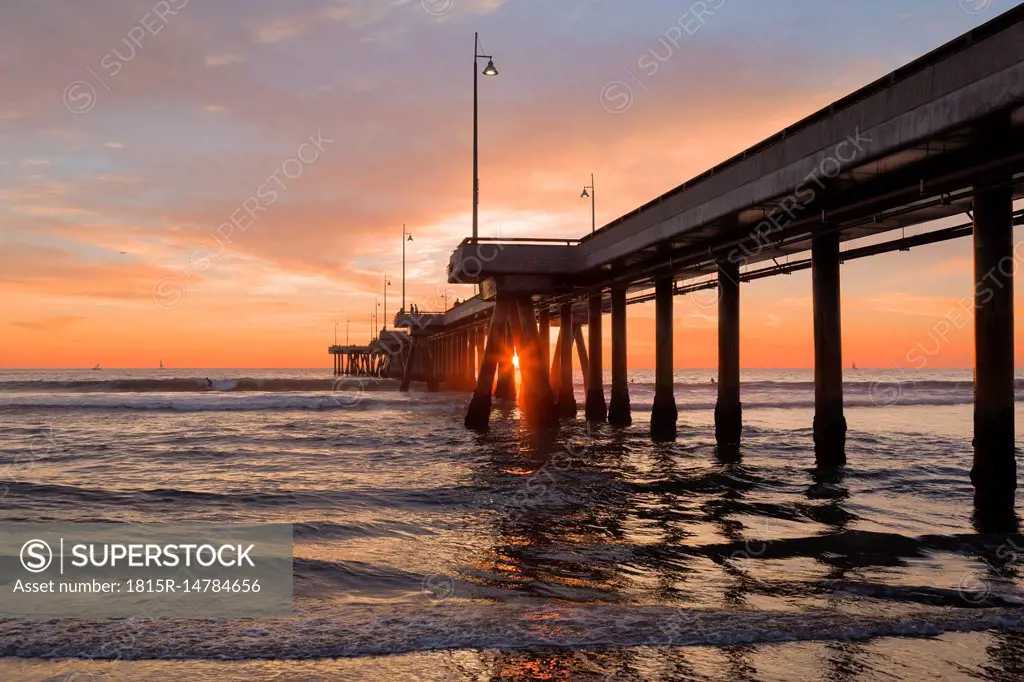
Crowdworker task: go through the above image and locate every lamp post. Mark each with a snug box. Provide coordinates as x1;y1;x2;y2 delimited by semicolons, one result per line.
346;319;350;345
473;32;499;242
581;173;595;234
402;226;413;312
334;320;338;346
383;274;392;331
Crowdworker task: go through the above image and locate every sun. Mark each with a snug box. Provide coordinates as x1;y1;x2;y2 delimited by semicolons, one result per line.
511;352;520;369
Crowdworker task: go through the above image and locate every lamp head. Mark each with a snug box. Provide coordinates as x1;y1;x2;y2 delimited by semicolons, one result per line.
407;234;413;241
581;188;590;198
482;59;498;76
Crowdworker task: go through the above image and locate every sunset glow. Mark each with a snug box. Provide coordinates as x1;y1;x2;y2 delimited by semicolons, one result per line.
0;1;1019;369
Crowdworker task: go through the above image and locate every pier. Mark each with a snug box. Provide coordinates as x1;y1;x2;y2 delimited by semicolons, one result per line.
329;331;411;378
343;9;1024;516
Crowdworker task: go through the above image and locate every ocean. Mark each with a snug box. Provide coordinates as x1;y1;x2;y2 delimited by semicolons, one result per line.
1;367;1023;681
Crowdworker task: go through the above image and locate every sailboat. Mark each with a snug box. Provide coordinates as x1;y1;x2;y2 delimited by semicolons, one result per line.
92;363;101;371
852;361;858;370
159;359;164;369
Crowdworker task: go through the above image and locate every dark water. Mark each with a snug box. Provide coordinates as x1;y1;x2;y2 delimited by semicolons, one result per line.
1;368;1024;681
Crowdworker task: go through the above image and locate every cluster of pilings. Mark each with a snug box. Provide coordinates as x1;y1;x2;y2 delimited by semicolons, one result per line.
329;346;386;376
464;297;558;429
329;338;407;378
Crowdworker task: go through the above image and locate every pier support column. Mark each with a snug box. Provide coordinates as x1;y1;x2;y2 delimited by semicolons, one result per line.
608;287;632;426
466;299;513;430
812;231;847;466
971;171;1015;514
586;294;608;422
556;303;577;417
453;334;461;388
456;329;464;387
425;341;439;392
574;325;590;393
476;326;485;375
715;260;742;446
456;331;466;390
538;307;550;381
438;338;445;384
400;338;416;392
651;276;678;441
464;331;476;391
550;333;562;394
494;324;517;401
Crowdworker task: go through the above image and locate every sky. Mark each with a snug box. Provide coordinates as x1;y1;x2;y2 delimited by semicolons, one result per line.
0;0;1021;369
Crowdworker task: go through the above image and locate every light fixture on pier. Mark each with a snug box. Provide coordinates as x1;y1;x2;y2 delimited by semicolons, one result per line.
473;32;500;241
402;225;413;313
581;174;595;234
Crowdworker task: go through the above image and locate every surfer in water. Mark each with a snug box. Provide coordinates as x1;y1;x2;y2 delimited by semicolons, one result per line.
205;378;214;389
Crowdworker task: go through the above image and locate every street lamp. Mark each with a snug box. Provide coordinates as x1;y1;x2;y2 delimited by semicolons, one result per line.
402;226;413;312
334;320;338;346
382;275;392;331
473;32;499;242
346;319;350;345
581;173;595;234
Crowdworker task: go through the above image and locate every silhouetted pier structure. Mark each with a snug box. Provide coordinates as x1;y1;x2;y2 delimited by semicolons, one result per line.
398;9;1024;517
329;331;410;378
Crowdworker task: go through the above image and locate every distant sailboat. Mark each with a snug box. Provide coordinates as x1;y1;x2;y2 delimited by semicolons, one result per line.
852;361;858;370
159;359;164;369
92;363;101;371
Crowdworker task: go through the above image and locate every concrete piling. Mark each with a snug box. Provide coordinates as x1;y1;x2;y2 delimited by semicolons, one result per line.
608;287;632;426
714;259;742;446
811;231;847;466
465;299;513;430
971;169;1015;515
651;275;678;441
585;293;608;422
556;302;577;417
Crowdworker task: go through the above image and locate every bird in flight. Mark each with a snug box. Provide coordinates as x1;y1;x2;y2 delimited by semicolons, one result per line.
119;251;127;254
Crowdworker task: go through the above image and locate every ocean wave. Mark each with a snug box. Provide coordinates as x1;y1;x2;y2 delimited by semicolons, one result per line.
0;388;1011;412
0;377;1000;394
0;394;386;412
0;603;1021;660
0;378;397;393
